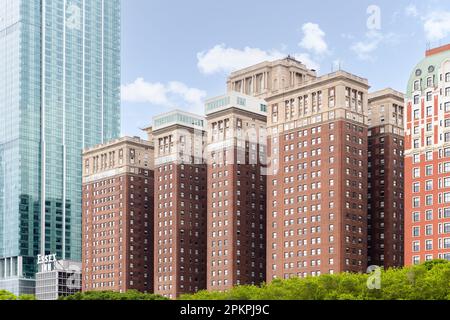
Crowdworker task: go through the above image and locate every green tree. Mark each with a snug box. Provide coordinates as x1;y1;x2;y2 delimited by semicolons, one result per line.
0;290;17;300
61;290;168;301
180;260;450;301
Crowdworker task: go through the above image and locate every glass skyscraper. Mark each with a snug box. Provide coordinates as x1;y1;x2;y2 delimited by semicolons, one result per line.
0;0;121;295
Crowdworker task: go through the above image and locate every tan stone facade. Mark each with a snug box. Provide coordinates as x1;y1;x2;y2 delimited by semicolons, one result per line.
82;137;155;293
227;56;317;99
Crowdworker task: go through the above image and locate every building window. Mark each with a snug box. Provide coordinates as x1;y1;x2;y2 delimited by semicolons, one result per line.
445;193;450;203
445;133;450;143
425;225;433;236
445;162;450;173
445;223;450;233
444;208;450;219
444;238;450;249
413;197;420;208
425;195;433;206
445;102;450;112
444;178;450;188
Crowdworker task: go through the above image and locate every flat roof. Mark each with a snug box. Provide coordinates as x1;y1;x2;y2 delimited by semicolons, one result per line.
205;92;268;117
152;109;206;132
83;136;153;154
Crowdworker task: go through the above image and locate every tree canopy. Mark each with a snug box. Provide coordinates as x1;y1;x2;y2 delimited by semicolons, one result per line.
180;260;450;300
0;290;36;301
61;290;168;300
3;261;450;301
0;290;17;301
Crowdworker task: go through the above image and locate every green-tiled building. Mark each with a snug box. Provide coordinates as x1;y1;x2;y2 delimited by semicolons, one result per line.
0;0;121;295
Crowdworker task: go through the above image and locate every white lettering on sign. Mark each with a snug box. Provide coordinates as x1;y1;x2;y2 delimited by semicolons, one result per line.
37;254;57;265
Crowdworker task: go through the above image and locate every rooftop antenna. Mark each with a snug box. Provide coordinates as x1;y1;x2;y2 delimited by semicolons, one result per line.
332;60;342;72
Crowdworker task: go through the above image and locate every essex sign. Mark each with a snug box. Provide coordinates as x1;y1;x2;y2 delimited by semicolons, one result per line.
37;254;58;272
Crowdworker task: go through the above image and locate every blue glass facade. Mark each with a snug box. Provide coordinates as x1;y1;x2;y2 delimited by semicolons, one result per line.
0;0;121;295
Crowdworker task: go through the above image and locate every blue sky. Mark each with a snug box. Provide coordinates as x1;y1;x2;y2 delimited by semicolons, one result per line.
121;0;450;137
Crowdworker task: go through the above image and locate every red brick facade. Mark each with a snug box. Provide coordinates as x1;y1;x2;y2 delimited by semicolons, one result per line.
368;129;404;267
154;162;207;298
267;119;368;279
205;102;267;292
82;138;155;293
149;114;208;299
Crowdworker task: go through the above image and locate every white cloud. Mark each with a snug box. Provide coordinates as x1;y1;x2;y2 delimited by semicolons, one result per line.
405;4;419;17
197;45;281;75
350;30;384;61
167;81;206;108
423;11;450;42
197;44;319;75
299;23;328;55
404;7;450;42
122;78;168;105
121;78;207;114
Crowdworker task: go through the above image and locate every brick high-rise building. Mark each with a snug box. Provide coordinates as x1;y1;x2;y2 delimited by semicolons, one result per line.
205;92;267;291
405;44;450;265
367;89;405;268
146;110;208;299
229;58;370;280
82;137;155;293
